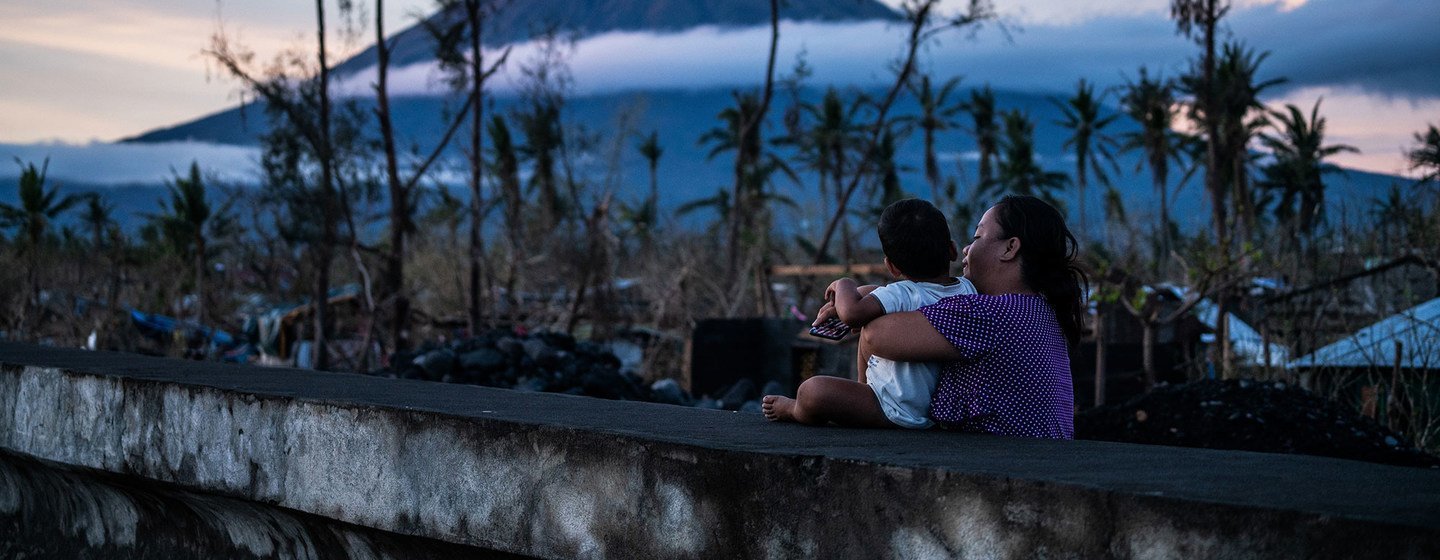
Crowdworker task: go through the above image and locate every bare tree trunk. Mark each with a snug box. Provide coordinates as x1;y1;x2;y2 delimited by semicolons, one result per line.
465;0;487;335
1094;308;1106;407
376;0;411;352
725;0;779;284
925;126;941;204
313;0;336;371
195;234;207;350
1142;320;1157;391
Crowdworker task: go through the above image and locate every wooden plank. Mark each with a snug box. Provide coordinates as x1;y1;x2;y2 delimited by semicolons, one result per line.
769;263;888;277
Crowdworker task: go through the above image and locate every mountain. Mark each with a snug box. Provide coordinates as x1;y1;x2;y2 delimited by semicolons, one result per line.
332;0;900;76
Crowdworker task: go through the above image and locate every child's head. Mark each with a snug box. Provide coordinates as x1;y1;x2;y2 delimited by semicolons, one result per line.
877;198;956;279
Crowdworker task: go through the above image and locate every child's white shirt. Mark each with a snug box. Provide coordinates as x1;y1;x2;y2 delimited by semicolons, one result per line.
866;277;977;428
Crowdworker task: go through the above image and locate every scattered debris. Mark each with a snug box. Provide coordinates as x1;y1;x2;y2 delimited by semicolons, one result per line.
1077;379;1440;468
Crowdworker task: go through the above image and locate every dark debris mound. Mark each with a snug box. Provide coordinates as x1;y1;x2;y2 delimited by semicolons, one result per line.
386;330;648;401
383;329;781;412
1076;379;1439;469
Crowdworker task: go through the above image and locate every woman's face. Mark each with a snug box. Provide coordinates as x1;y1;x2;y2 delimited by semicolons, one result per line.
961;206;1011;291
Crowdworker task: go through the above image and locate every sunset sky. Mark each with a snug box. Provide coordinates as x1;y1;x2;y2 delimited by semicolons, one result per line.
1;0;1435;178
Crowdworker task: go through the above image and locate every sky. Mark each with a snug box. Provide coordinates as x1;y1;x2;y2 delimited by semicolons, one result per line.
1;0;1436;181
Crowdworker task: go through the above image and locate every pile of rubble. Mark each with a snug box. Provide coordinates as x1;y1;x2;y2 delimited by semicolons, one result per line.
385;330;778;412
1076;379;1439;468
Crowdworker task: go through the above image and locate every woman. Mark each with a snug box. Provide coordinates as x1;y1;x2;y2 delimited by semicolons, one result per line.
859;195;1087;439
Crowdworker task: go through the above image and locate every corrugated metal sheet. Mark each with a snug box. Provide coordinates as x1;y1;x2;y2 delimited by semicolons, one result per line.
1289;297;1440;369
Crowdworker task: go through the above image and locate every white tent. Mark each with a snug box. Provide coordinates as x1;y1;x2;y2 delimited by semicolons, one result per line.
1288;297;1440;370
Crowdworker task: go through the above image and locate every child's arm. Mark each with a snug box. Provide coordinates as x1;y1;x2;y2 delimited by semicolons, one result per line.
812;283;879;326
826;278;886;328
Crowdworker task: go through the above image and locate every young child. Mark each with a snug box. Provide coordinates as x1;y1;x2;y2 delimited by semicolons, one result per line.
762;198;975;428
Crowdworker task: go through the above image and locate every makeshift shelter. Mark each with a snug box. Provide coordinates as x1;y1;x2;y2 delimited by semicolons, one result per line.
1166;285;1290;368
1289;297;1440;371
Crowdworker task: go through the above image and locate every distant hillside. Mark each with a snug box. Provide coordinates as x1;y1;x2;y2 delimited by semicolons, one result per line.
21;86;1409;240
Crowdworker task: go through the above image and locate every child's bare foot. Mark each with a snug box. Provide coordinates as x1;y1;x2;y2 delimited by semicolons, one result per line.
762;395;797;422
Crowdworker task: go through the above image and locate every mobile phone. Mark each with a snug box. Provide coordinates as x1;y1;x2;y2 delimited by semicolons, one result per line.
808;317;852;340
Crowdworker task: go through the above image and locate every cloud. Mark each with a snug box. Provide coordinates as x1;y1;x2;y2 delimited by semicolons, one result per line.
335;0;1434;100
0;141;261;186
1232;0;1440;100
1263;87;1440;178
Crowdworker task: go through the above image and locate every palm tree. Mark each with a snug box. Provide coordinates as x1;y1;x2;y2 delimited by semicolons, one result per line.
790;87;866;221
1119;68;1188;270
638;130;663;209
1258;99;1357;256
904;74;965;205
1408;124;1440;186
1053;79;1119;238
148;162;214;326
1210;42;1285;247
616;130;665;258
990;110;1070;208
868;125;910;217
1;158;82;328
1;158;82;250
1369;183;1410;250
517;98;564;232
960;85;1001;192
1170;0;1229;245
487;114;524;307
79;194;116;250
699;92;795;272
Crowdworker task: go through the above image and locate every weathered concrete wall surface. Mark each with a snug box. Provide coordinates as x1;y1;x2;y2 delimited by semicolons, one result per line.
0;448;525;559
2;342;1439;559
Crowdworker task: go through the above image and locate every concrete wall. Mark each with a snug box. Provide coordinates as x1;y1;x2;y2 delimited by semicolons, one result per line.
2;342;1438;559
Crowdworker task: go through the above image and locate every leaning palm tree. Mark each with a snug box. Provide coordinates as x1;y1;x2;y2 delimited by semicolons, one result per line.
1119;68;1188;271
1052;78;1120;238
1258;99;1357;257
904;74;966;205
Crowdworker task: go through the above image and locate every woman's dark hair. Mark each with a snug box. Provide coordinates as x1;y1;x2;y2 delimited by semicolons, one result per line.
878;198;953;278
991;195;1089;347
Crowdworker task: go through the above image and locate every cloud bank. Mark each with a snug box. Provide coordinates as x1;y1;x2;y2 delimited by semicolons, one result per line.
1;141;261;186
334;0;1436;102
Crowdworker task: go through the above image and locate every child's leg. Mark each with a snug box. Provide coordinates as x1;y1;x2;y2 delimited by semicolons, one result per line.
762;376;895;428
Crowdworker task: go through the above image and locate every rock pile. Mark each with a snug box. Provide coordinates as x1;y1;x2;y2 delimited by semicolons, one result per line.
1076;379;1439;468
386;330;783;411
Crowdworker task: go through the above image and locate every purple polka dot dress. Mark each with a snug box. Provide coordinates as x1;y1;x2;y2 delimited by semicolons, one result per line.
919;293;1074;439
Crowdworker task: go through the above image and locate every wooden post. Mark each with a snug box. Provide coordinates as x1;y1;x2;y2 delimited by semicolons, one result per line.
1094;309;1106;407
1389;341;1405;432
1361;385;1378;418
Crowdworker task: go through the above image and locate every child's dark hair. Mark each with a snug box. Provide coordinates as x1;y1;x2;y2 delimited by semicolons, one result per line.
878;198;953;279
991;195;1090;348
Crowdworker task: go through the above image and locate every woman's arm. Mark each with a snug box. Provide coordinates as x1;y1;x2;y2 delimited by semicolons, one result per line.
860;310;963;363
